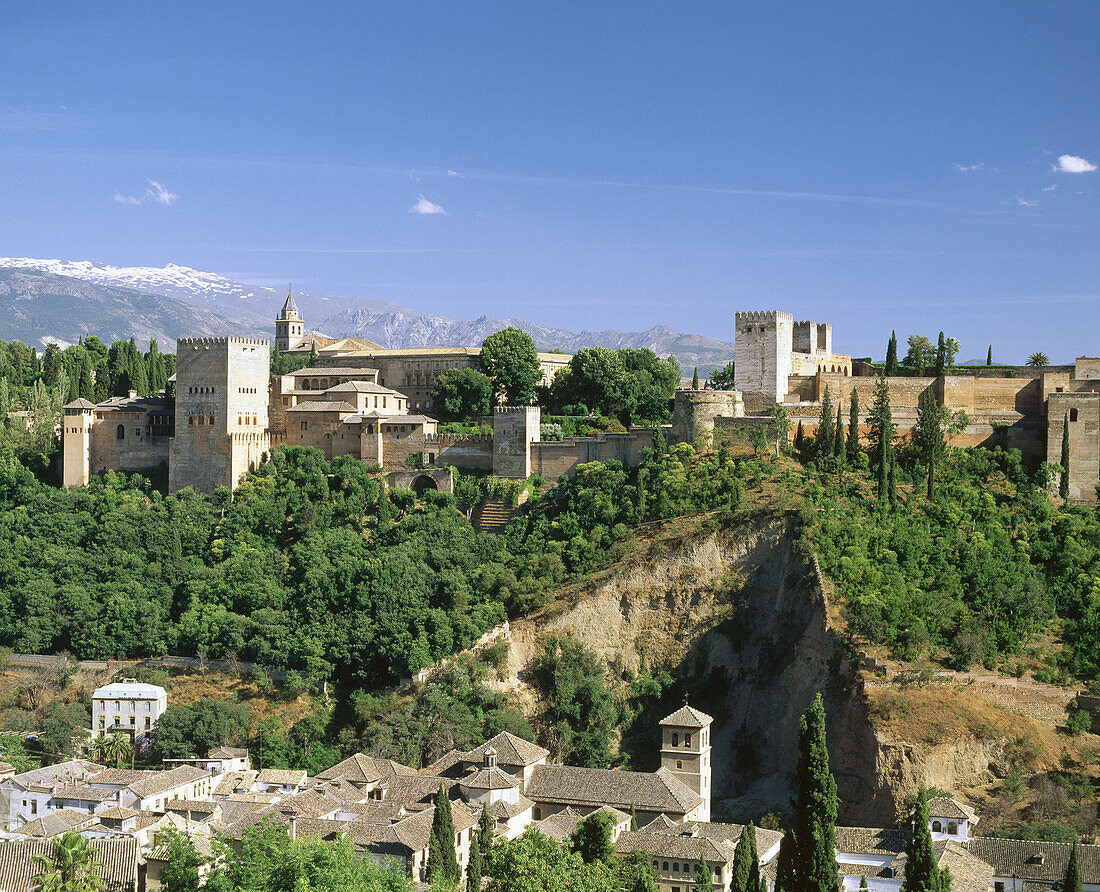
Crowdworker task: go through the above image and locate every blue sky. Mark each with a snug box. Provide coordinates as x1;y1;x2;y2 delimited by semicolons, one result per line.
2;1;1098;362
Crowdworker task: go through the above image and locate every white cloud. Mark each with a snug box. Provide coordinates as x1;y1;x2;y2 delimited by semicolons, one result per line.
447;169;464;178
1053;154;1097;173
1042;184;1058;192
1015;197;1037;207
952;162;986;171
113;179;179;206
409;194;447;215
144;179;178;205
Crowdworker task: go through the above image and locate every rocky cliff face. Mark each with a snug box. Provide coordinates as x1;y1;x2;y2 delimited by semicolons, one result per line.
499;512;1061;826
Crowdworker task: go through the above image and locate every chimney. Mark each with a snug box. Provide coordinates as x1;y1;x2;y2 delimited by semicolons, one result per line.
128;391;137;400
484;747;497;769
281;808;297;840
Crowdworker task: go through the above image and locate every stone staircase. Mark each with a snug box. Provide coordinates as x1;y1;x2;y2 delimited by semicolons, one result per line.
472;498;520;534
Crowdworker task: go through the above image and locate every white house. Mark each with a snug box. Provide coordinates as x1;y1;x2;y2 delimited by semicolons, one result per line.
0;760;104;829
91;679;168;740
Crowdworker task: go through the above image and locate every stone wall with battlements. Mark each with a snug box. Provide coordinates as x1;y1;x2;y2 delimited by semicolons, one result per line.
531;429;657;479
493;406;541;478
672;390;744;444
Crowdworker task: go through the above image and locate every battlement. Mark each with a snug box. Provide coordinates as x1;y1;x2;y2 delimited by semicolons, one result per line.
419;433;494;444
177;337;270;349
734;311;793;323
493;405;539;413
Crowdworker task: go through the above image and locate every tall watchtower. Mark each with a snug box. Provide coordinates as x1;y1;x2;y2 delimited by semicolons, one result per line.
62;399;96;487
734;311;793;404
275;288;305;353
169;337;271;494
660;702;713;822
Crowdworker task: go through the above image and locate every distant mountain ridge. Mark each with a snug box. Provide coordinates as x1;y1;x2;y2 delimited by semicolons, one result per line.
0;258;734;372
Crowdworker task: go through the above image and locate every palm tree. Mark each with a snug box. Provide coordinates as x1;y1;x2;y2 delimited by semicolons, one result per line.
89;736;111;764
31;831;105;892
1027;352;1050;367
103;732;132;769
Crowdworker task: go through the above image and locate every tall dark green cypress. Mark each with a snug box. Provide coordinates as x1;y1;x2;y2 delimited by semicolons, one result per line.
466;832;483;892
986;345;993;367
773;832;795;892
935;332;947;376
1061;841;1083;892
789;693;840;892
794;421;805;453
427;785;459;885
869;376;894;502
816;385;834;458
692;367;700;390
477;805;494;858
847;387;860;462
901;792;942;892
834;403;845;465
888;460;898;510
730;824;754;892
1060;413;1070;499
885;331;899;376
745;824;762;892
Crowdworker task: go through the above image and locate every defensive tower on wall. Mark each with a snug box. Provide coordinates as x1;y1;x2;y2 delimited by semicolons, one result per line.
169;337;271;494
734;311;794;404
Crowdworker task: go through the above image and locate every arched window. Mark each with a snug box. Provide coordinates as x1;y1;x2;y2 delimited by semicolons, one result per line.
533;807;541;821
672;732;679;747
1070;408;1079;422
662;862;668;872
947;822;958;835
685;733;691;747
932;821;942;833
116;424;125;440
673;863;679;873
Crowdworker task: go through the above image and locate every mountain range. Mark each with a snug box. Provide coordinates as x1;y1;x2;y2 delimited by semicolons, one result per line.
0;258;735;373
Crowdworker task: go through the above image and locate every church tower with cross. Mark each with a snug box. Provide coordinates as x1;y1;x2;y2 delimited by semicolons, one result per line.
275;286;305;353
659;701;713;822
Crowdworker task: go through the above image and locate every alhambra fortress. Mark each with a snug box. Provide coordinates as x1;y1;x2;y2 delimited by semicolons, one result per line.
62;297;1100;500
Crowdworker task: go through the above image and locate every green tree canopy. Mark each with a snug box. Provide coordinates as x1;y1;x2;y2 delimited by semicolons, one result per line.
427;785;459;886
480;328;543;406
31;832;105;892
570;811;615;866
484;830;618;892
432;368;493;421
787;693;840;892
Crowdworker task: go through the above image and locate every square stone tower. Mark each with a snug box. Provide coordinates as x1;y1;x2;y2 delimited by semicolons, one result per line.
492;406;540;479
734;311;793;403
62;399;96;487
659;703;713;822
169;338;271;494
1047;391;1100;501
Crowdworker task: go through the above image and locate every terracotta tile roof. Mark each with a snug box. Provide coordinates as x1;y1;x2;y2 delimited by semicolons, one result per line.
0;837;138;892
325;381;403;395
835;826;910;855
377;775;457;809
533;808;584;842
465;733;550;768
968;837;1100;885
255;769;307;786
928;798;978;822
286;367;380;378
13;809;98;838
63;399;97;410
486;795;534;821
642;814;678;831
660;705;713;728
524;766;702;815
96;807;140;821
460;767;518;791
146;834;215;863
616;829;733;863
9;760;105;791
207;747;248;759
286;401;356;413
314;753;417;785
425;750;464;776
52;785;119;802
126;766;209;798
940;841;995;892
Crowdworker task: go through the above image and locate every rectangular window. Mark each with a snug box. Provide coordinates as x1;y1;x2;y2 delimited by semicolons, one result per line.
301;421;308;431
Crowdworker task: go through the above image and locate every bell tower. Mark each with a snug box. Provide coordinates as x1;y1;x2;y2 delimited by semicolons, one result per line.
660;701;713;822
275;286;305;353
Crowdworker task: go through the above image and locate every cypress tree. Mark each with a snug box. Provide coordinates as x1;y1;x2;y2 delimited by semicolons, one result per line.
888;460;898;510
789;693;840;892
1060;413;1070;499
869;376;894;501
694;858;716;892
935;332;947;376
427;785;459;885
986;345;993;367
308;343;318;368
834;403;845;466
1061;841;1083;892
901;791;951;892
466;832;483;892
816;385;834;458
730;823;754;892
571;812;614;865
847;387;860;462
78;356;94;401
630;802;638;831
477;805;494;858
692;367;700;390
885;331;899;376
794;421;805;453
860;878;869;892
914;388;945;500
773;832;795;892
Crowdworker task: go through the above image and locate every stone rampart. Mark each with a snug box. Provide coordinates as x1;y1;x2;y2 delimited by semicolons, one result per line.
532;429;656;479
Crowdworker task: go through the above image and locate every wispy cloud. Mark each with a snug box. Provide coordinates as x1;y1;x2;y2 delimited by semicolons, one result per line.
952;162;986;172
409;195;447;215
1042;184;1058;192
1053;154;1097;173
1015;197;1037;207
447;169;464;178
113;179;179;206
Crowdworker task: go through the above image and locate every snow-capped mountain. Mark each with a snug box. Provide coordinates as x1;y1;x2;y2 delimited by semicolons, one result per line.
0;257;735;373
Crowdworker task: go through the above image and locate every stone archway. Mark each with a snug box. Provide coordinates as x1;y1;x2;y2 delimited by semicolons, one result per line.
411;475;438;495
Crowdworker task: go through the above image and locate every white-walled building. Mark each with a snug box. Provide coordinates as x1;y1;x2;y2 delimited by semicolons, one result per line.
91;680;168;740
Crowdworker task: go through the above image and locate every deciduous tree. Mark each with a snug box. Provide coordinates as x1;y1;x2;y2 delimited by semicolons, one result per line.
480;328;542;405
